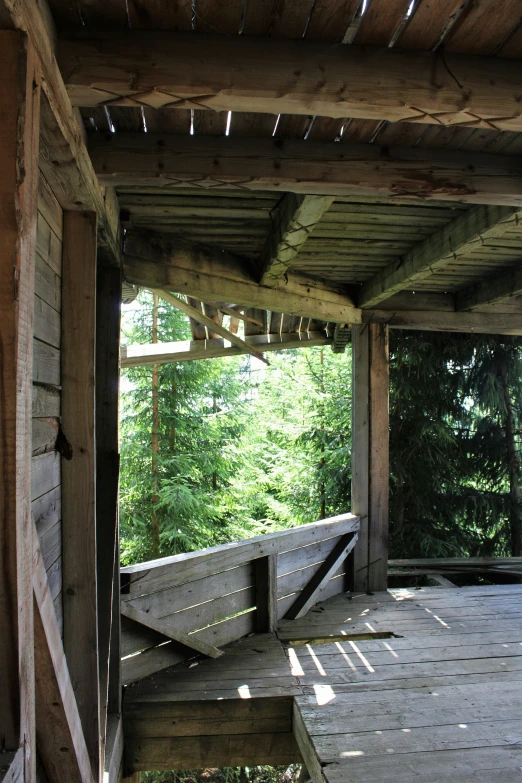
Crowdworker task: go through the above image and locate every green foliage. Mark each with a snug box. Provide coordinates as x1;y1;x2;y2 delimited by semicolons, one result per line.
389;332;522;558
141;765;302;783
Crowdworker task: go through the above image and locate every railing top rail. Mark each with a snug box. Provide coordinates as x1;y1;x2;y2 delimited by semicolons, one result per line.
121;513;359;597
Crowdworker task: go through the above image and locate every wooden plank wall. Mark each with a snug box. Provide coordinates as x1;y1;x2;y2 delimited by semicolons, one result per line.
32;171;64;636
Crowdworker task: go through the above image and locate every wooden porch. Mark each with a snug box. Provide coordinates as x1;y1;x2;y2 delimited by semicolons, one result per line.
123;570;522;780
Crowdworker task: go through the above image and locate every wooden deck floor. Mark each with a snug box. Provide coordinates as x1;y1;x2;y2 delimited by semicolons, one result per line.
124;584;522;780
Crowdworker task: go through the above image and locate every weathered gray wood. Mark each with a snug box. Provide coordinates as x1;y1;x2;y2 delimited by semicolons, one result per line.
61;211;100;781
32;417;59;456
359;205;521;308
1;749;23;783
351;326;370;593
121;332;332;368
285;533;358;620
124;564;253;619
32;338;60;386
154;289;269;364
255;554;278;633
122;612;256;686
456;262;522;311
363;309;522;336
0;33;40;779
2;0;120;259
60;30;522;134
121;513;359;596
427;574;459;588
390;557;522;567
123;231;359;325
351;325;389;593
33;528;94;783
121;603;224;659
103;715;122;783
91;135;522;206
122;585;255;657
260;195;334;286
32;385;60;418
95;263;121;757
293;703;327;783
125;732;302;771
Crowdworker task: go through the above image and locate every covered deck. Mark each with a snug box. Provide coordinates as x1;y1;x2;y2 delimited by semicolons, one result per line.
123;577;522;780
3;1;522;783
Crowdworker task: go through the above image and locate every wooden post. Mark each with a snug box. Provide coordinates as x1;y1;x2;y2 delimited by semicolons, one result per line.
351;324;389;593
96;264;122;742
255;555;278;632
0;30;40;783
61;211;100;780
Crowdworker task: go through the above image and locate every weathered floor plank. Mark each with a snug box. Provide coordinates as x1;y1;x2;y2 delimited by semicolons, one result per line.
123;584;522;780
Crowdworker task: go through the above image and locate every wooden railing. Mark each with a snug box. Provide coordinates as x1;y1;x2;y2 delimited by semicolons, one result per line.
120;513;359;685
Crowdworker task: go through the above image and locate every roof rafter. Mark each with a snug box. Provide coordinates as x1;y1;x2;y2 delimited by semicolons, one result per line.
358;205;522;309
260;194;334;286
60;29;522;133
89;134;522;207
153;289;269;364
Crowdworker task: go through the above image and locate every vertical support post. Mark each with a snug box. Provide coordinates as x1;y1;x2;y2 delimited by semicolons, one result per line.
255;554;278;632
61;211;100;780
0;30;40;783
96;263;122;731
352;324;389;593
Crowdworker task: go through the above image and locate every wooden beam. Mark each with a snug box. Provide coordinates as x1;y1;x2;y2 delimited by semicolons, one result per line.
121;332;333;367
363;309;522;335
1;0;121;260
285;532;358;620
352;324;389;593
95;264;121;749
2;749;23;783
60;30;522;133
120;603;224;659
0;30;40;782
90;135;522;207
123;231;360;325
456;264;522;311
260;195;334;286
61;212;100;781
254;555;278;633
358;205;522;308
33;529;94;783
154;289;269;365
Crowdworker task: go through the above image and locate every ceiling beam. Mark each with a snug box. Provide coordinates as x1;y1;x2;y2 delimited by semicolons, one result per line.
363;310;522;335
123;230;361;325
153;288;269;364
121;332;333;368
260;195;334;286
358;205;522;309
89;134;522;207
59;29;522;133
456;264;522;312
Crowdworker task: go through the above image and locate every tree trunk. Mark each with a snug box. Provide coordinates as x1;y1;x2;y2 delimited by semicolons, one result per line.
499;360;522;556
151;294;160;557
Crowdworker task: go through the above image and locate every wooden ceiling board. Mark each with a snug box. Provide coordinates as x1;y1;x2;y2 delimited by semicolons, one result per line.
304;0;361;41
352;0;413;45
126;0;193;29
194;0;243;34
394;0;471;49
242;0;316;38
443;0;522;54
